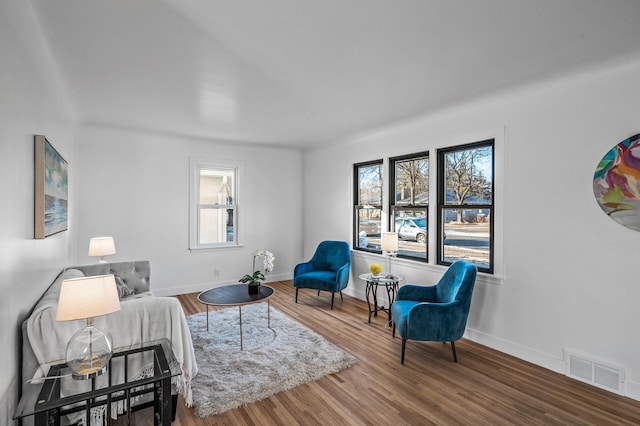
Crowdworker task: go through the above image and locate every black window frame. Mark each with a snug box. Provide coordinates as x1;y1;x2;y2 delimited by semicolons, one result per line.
389;151;430;262
437;139;495;274
353;159;384;254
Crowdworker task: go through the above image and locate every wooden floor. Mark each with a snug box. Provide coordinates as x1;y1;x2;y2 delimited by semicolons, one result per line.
133;280;640;425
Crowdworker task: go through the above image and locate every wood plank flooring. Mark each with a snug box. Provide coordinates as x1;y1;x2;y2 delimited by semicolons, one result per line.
130;280;640;425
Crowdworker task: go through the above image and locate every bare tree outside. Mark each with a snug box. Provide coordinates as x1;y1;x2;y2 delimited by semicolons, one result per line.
444;146;492;223
395;156;428;205
359;163;383;206
439;140;494;272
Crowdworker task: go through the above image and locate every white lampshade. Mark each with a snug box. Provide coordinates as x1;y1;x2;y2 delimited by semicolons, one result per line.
56;275;121;379
56;275;121;321
381;232;399;252
88;236;116;263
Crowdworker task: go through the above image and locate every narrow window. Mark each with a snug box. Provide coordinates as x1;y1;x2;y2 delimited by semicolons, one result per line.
390;152;429;261
437;140;494;273
354;160;383;252
189;158;239;250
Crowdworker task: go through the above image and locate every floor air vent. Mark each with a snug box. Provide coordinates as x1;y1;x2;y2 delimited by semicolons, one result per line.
565;350;624;395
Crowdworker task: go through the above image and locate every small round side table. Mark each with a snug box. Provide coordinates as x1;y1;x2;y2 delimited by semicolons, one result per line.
358;273;404;324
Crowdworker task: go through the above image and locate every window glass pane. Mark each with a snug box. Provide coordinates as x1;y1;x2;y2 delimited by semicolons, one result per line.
356;207;381;249
444;145;492;205
200;168;234;205
358;164;383;206
199;208;234;244
442;208;491;270
395;156;429;205
393;209;427;259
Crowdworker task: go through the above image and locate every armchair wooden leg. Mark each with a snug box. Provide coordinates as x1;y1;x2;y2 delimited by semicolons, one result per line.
295;288;299;304
392;322;396;337
451;341;458;363
318;290;321;296
340;291;343;300
330;292;335;310
401;338;407;364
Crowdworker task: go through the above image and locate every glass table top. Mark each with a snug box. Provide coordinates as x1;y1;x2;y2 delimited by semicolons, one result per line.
14;338;180;420
359;273;404;284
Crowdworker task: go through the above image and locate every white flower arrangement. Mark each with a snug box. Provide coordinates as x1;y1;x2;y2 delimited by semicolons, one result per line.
254;249;275;273
239;249;275;283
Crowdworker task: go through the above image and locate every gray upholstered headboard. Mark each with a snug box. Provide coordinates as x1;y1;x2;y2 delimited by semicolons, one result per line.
68;260;151;294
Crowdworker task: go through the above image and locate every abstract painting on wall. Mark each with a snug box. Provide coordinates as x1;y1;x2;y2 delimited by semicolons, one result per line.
34;135;68;239
593;132;640;231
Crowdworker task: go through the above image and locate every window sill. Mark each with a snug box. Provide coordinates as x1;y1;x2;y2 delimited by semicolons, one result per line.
189;244;244;253
351;249;503;286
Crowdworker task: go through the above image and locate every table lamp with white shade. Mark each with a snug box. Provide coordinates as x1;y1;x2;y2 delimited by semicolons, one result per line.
381;232;399;278
55;274;121;379
88;236;116;263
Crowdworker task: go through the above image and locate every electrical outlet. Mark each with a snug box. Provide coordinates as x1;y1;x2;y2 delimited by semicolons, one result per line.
214;268;220;277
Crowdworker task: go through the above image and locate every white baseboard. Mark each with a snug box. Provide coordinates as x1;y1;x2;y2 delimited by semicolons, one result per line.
626;379;640;401
465;328;640;402
343;286;366;301
464;328;566;375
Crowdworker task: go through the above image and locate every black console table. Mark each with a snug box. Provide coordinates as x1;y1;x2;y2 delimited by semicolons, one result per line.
14;338;180;425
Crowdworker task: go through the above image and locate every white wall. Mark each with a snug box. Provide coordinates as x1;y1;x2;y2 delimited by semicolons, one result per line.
75;124;303;296
0;0;77;423
4;1;639;421
304;56;640;399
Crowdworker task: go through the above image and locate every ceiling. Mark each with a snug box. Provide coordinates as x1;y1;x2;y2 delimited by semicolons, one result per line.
28;0;640;149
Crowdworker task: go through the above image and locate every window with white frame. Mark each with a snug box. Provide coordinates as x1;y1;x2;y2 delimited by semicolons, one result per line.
189;158;239;250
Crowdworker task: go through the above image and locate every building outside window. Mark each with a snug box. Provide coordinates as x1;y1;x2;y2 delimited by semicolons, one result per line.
437;140;494;273
189;158;239;250
389;152;429;261
354;160;383;252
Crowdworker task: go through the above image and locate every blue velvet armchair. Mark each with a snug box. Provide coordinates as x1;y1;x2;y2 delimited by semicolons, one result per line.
390;260;477;364
293;240;351;310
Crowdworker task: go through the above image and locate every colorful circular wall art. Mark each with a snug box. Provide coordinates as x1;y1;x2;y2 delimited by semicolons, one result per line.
593;132;640;231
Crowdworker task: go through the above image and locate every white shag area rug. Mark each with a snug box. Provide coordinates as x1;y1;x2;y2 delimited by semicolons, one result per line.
186;303;357;417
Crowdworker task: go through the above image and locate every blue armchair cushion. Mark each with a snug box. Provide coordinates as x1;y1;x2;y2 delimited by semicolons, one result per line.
294;271;339;292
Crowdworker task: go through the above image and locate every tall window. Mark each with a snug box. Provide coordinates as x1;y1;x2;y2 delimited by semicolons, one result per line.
389;152;429;261
354;160;383;252
437;140;494;273
189;158;238;250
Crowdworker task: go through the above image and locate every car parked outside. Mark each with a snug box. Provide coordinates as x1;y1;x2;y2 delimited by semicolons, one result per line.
359;221;379;235
395;217;427;243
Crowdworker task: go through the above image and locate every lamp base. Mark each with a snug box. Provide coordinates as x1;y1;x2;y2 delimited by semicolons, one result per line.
66;322;113;380
69;361;108;380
